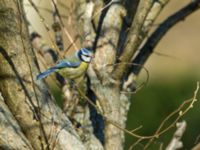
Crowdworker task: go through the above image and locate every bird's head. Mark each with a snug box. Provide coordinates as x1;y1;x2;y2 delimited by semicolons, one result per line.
77;48;93;63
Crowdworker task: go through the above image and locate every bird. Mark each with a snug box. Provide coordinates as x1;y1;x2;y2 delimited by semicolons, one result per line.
36;48;93;81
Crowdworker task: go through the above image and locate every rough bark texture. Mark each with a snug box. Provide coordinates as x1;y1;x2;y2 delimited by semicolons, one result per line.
75;1;200;150
0;0;200;149
0;92;33;150
0;1;85;149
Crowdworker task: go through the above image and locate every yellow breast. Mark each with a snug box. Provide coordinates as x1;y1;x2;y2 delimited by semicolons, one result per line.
58;62;89;80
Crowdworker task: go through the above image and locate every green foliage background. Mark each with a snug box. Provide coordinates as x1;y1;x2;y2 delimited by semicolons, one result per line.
29;0;200;149
125;75;200;149
51;74;200;149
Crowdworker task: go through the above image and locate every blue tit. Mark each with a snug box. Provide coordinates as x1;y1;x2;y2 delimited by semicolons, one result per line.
36;48;93;81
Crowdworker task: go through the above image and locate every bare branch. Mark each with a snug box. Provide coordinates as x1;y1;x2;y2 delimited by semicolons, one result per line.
192;143;200;150
0;93;33;150
113;0;153;80
0;1;86;149
27;0;63;58
93;1;126;81
166;121;187;150
143;82;199;149
119;0;170;89
51;0;79;51
142;0;170;33
24;4;69;19
132;0;200;76
31;26;103;150
51;0;64;51
83;1;96;48
124;0;140;24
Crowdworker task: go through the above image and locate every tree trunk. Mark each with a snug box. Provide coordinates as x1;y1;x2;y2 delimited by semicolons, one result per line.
0;1;85;149
0;0;200;149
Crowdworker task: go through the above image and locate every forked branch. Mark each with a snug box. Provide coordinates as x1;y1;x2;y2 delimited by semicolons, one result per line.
132;0;200;76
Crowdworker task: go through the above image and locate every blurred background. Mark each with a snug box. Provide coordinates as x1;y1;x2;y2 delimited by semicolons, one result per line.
24;0;200;149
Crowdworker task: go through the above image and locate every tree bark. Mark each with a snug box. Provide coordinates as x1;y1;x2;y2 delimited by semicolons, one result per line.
0;0;200;149
0;92;33;150
0;1;85;149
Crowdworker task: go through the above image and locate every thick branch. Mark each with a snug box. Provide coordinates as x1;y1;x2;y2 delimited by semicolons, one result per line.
83;1;96;48
31;10;104;150
87;2;126;150
0;93;33;150
124;0;140;24
0;1;85;149
113;0;153;80
192;143;200;150
93;2;126;80
142;0;170;33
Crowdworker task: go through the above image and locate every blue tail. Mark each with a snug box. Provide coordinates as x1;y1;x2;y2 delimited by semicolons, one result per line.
36;60;80;80
37;68;57;80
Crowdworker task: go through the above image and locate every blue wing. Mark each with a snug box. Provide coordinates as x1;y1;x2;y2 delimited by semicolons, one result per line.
37;68;56;80
37;61;80;80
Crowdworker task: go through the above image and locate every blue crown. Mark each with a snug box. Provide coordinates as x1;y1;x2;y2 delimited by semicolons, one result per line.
77;48;92;59
80;48;92;55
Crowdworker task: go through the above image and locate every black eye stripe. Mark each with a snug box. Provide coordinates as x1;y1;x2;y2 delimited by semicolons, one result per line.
82;54;90;57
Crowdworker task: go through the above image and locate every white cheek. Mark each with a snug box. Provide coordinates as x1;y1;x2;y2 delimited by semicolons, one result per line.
81;55;91;62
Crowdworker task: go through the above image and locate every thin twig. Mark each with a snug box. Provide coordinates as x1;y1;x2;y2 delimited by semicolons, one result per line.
92;0;113;19
51;0;79;52
24;4;69;18
144;82;199;149
17;1;50;149
27;0;63;58
127;82;199;149
153;51;179;60
51;0;64;51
